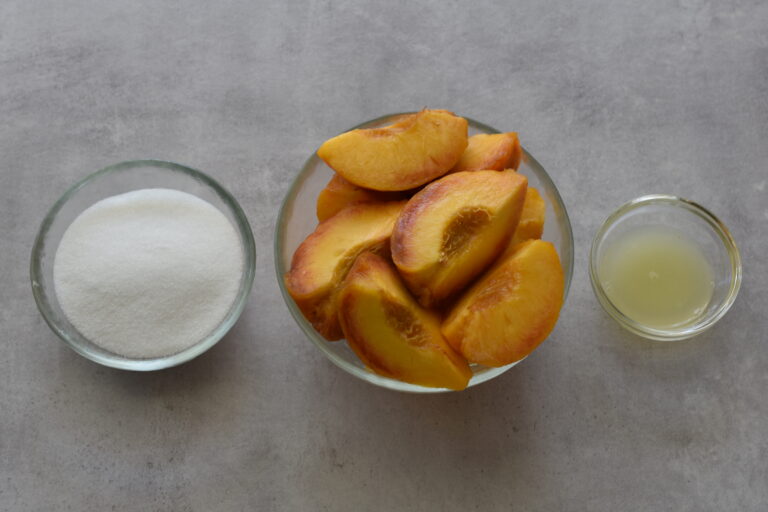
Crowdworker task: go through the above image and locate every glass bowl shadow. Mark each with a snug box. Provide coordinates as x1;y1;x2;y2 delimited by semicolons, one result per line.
275;113;574;393
30;160;256;371
589;194;741;341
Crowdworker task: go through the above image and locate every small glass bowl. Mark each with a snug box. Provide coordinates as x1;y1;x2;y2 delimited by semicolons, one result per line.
589;194;741;341
275;113;574;392
30;160;256;370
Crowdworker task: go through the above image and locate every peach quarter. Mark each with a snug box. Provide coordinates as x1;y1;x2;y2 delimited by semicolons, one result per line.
507;187;546;250
452;132;522;172
316;173;406;222
284;200;405;340
391;170;528;307
337;252;472;390
317;110;468;191
442;240;564;367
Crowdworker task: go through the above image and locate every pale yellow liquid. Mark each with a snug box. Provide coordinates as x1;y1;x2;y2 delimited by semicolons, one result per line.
598;226;714;329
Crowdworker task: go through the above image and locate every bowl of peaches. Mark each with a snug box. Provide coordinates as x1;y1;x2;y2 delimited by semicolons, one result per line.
276;110;574;392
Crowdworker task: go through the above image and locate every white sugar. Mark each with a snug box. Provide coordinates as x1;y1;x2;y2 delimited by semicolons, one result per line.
53;188;244;359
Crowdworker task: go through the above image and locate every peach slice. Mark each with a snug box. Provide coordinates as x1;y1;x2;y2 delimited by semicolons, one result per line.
391;170;528;307
317;110;468;191
451;132;522;172
285;200;406;340
507;187;546;249
337;252;472;390
316;174;405;222
442;240;564;367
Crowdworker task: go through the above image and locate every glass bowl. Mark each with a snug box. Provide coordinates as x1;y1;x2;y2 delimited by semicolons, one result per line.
275;113;574;392
589;194;741;341
30;160;256;370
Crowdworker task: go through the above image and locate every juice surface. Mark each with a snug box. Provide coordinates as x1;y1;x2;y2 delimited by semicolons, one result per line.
598;226;714;329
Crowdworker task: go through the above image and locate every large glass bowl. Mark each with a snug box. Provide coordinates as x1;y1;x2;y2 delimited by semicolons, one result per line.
275;114;574;392
31;160;256;371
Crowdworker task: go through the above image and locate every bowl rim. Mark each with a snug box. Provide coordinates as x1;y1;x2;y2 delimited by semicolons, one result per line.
274;112;575;392
589;194;742;341
30;159;256;371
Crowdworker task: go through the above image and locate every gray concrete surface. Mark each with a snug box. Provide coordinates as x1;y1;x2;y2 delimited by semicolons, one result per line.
1;0;767;510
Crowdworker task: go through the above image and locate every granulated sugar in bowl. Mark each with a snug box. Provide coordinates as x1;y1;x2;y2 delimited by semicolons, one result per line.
54;188;243;358
30;160;256;370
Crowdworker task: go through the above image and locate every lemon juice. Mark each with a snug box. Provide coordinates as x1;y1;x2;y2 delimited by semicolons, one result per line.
598;226;714;329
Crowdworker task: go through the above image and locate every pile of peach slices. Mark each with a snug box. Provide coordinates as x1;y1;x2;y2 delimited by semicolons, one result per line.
285;109;564;390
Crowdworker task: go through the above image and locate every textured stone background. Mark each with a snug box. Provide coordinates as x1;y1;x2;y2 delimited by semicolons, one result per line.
1;0;767;510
